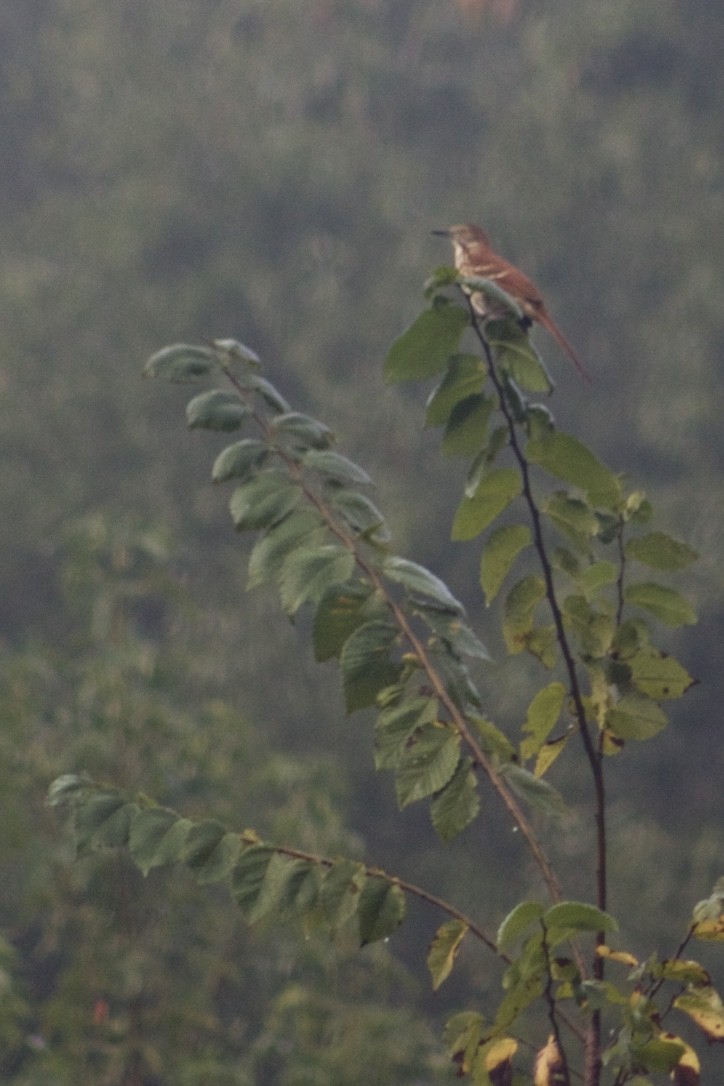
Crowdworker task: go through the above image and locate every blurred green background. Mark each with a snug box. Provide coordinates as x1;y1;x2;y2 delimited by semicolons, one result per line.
1;1;722;1081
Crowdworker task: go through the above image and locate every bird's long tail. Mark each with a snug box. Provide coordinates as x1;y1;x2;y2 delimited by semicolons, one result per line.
537;310;592;383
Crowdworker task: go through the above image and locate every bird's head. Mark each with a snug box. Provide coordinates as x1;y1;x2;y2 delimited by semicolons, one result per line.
432;223;491;247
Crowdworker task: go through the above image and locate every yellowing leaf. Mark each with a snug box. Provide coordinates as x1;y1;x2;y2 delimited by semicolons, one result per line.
534;1034;565;1086
673;985;724;1043
427;919;468;990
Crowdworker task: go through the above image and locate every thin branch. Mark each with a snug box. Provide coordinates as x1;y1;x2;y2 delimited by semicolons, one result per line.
220;353;566;908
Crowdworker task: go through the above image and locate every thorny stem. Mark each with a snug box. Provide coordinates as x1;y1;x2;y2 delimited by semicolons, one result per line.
221;356;566;909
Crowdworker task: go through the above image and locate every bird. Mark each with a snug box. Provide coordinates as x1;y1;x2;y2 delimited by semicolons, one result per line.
433;223;590;380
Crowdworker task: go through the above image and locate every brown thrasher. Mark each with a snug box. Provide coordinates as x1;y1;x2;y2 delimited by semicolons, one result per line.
433;223;590;381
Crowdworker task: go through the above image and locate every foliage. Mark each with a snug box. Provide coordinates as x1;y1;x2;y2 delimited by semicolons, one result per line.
50;274;722;1084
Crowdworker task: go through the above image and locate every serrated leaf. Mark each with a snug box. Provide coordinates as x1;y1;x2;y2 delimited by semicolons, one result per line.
452;468;521;541
606;694;667;740
385;303;469;382
526;625;559;668
374;697;438;771
394;724;460;808
563;593;615;656
128;807;185;875
625;582;697;627
520;683;566;760
442;394;495;457
499;764;566;814
328;489;387;537
182;821;241;882
313;582;378;662
534;735;569;777
279;544;356;615
628;650;695;700
358;877;405;945
415;606;491;662
527;431;622;509
270;411;333;450
72;790;131;851
186;389;248;431
430;757;480;841
625;532;698;571
425;354;486;427
470;715;517;761
86;800;136;849
339;620;401;712
303;449;372;485
428;919;468;990
247;510;326;589
212;439;268;483
229;472;301;532
480;524;532;604
544;901;618;936
143;343;216;382
384;556;462;611
503;576;546;653
319;860;367;929
497;901;545;952
238;852;319;923
230;845;275;917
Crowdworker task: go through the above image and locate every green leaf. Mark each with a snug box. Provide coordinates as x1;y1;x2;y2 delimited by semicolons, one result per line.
480;524;532;604
527;431;622;509
358;878;406;945
244;373;290;413
578;560;618;599
186;389;248;431
544;902;618;936
394;724;460;808
303;449;372;486
270;411;334;450
628;650;696;700
442;395;495;457
143;343;216;382
625;532;698;571
71;790;130;851
425;354;486;427
374;697;438;771
452;468;521;541
339;620;401;712
85;799;137;849
279;544;356;615
499;764;566;814
428;920;468;990
606;694;667;740
313;582;378;662
625;582;697;627
503;576;546;654
497;901;545;952
128;807;185;875
526;625;559;668
211;337;261;366
673;985;724;1043
385;303;469;382
318;860;367;929
486;318;553;393
230;845;276;918
414;606;491;662
384;556;462;611
543;491;598;549
470;714;517;761
182;822;243;883
520;683;566;760
212;439;268;483
247;510;326;589
563;594;615;656
328;489;387;538
229;471;301;532
430;758;480;841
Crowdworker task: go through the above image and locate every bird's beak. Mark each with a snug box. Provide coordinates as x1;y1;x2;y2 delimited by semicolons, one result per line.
431;229;450;237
